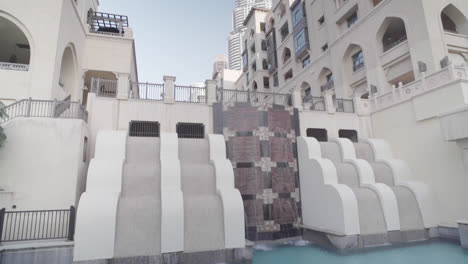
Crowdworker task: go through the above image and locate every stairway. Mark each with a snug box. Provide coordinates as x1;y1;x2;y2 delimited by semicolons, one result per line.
355;142;426;239
114;137;162;257
178;138;225;253
320;142;388;240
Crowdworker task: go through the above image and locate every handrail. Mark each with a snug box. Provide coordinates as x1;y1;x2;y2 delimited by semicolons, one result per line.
218;88;291;105
383;35;408;52
0;206;76;243
174;85;207;104
0;98;88;124
336;99;355;113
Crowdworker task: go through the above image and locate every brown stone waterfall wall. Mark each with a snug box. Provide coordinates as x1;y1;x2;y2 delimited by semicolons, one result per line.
214;102;302;241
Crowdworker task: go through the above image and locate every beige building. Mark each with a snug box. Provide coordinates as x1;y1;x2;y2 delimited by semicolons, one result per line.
235;0;468;229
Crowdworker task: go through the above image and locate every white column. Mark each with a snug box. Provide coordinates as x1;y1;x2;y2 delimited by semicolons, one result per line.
163;76;176;104
292;89;303;110
205;79;217;106
116;73;130;100
324;90;336;114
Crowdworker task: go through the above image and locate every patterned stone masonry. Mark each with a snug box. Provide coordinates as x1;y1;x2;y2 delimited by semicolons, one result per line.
213;102;302;241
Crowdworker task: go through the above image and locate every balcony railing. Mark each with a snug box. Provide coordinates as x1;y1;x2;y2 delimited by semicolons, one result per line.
218;89;291;106
174;85;207;104
87;11;129;36
130;82;164;101
0;207;76;243
0;98;88;124
383;35;408;52
336;99;355;113
0;62;29;71
303;95;326;111
320;80;335;92
91;78;118;98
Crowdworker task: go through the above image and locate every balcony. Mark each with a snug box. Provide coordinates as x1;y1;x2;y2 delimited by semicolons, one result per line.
87;11;129;36
320;80;335;92
383;35;408;53
302;95;326;111
444;32;468;51
0;62;29;71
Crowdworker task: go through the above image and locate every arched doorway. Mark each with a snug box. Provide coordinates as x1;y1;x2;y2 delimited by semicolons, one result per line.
0;16;31;70
59;46;77;100
441;4;468;35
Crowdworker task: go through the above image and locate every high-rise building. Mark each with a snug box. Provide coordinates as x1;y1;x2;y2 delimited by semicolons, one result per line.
212;55;228;79
228;0;272;70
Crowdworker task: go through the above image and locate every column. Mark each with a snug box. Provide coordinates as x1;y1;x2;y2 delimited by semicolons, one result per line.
291;89;303;110
116;73;130;100
324;90;336;114
163;76;176;104
205;79;217;106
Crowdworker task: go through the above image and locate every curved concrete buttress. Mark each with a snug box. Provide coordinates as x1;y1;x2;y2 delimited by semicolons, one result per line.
331;138;401;232
73;130;127;262
297;137;360;236
208;134;245;249
361;139;438;229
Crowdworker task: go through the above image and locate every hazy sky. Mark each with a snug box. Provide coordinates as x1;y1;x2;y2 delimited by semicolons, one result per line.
99;0;234;85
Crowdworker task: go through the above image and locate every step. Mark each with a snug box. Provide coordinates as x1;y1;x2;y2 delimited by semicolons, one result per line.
178;138;210;164
114;196;161;257
126;137;160;163
181;163;216;196
122;164;161;197
184;195;225;253
320;142;342;163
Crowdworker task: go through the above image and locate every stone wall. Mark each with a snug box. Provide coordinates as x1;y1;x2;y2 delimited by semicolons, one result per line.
214;102;302;241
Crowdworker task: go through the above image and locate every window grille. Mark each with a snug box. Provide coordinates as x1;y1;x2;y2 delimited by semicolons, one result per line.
307;128;328;142
176;123;205;139
129;121;160;137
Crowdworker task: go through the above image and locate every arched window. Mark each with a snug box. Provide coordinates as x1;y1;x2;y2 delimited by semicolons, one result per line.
0;16;31;70
252;81;258;91
249;29;255;40
301;82;312;103
59;46;78;99
262;59;268;70
441;4;468;35
372;0;383;7
282;48;291;64
380;18;407;52
269;18;275;28
280;3;286;17
261;40;267;51
318;67;334;92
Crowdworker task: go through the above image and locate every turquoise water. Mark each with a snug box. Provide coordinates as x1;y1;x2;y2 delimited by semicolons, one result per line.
253;241;468;264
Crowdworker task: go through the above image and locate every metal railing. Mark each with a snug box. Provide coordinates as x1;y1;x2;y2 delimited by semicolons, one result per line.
176;123;205;139
336;99;355;113
0;207;76;243
87;11;129;36
130;82;164;101
91;78;118;98
383;35;408;52
129;121;160;138
0;98;88;124
174;85;207;104
320;80;335;92
303;95;326;111
218;89;291;106
0;62;29;71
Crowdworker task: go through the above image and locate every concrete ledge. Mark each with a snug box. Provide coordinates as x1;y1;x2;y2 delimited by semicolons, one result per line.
0;245;73;264
74;248;252;264
303;228;433;252
438;225;460;241
457;220;468;249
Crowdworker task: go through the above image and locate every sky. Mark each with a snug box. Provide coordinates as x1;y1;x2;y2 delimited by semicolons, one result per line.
99;0;234;85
